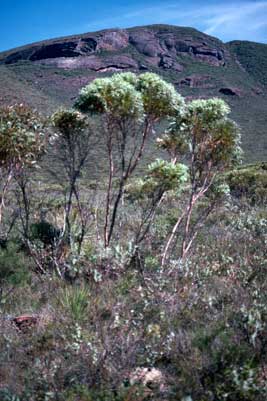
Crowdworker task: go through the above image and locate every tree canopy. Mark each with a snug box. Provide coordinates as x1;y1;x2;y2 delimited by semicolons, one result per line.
0;104;47;170
75;72;185;120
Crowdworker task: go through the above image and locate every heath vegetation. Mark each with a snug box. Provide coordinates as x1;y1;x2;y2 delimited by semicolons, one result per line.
0;72;266;401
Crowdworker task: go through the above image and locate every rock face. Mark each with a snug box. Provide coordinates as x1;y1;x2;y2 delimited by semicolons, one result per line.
0;25;229;71
3;30;130;64
219;87;243;96
38;54;139;71
178;74;213;88
127;27;227;67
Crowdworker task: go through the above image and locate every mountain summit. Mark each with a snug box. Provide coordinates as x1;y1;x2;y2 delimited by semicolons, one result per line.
0;24;266;161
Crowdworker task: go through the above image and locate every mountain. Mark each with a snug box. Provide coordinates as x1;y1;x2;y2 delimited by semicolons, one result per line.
0;24;266;162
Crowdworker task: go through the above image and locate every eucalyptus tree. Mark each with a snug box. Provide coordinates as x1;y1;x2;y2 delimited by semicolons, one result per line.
0;104;47;227
159;98;242;266
51;109;94;252
125;158;188;246
75;72;185;247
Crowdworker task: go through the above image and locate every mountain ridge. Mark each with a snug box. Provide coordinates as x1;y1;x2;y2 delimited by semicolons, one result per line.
0;24;226;55
0;24;266;161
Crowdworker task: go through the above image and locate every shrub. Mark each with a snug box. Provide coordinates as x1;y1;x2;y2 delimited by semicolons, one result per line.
59;285;90;321
0;243;31;288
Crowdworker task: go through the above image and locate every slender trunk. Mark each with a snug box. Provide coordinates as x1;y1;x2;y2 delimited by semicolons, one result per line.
106;123;127;246
135;191;165;245
107;178;124;245
181;186;216;259
65;184;75;246
18;176;31;239
0;169;13;225
181;222;197;259
104;119;153;247
161;210;186;268
128;119;152;176
73;185;88;255
104;135;114;247
181;192;196;258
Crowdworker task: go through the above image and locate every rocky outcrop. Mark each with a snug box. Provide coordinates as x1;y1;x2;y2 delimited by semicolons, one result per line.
159;55;183;71
2;29;129;65
129;29;163;57
129;28;227;66
219;87;243;96
178;74;213;88
0;26;229;70
251;86;264;95
37;54;139;71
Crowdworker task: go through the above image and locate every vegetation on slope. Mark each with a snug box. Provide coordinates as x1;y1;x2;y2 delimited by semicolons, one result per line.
0;72;266;401
228;40;267;86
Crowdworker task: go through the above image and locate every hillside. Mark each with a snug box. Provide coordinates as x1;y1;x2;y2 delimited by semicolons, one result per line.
0;24;266;161
228;40;267;86
1;25;267;401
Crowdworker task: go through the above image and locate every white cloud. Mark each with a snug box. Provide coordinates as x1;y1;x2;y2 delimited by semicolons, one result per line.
202;2;267;40
87;1;267;43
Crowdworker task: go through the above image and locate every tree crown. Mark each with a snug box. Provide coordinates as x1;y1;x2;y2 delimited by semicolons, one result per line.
158;98;242;168
75;72;185;121
0;104;47;169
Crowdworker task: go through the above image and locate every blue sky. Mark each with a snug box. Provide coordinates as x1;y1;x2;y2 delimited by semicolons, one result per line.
0;0;266;51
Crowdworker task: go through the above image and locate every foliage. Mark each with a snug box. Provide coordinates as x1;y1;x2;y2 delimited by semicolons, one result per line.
158;97;242;264
0;104;49;226
126;160;188;202
75;72;184;119
0;243;31;287
75;72;184;247
0;104;47;169
225;162;267;204
229;40;267;86
0;72;266;401
30;220;60;245
147;159;188;191
159;98;242;168
76;72;143;118
59;285;90;321
52;109;89;135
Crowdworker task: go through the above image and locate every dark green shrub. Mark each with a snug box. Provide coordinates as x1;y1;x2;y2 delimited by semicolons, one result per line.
226;162;267;204
0;389;21;401
30;221;61;246
0;243;31;287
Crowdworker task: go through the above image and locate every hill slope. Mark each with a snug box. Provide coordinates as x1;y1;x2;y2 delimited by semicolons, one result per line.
0;24;266;162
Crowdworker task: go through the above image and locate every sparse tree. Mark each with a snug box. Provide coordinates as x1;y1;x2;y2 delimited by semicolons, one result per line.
160;98;242;266
0;104;47;227
51;109;94;253
126;158;188;246
75;72;184;247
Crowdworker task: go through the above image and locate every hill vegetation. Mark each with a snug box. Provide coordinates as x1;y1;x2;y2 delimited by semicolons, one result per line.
229;40;267;86
0;69;266;401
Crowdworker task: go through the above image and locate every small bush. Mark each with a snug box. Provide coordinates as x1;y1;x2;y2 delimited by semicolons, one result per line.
226;162;267;204
0;243;31;287
59;285;90;321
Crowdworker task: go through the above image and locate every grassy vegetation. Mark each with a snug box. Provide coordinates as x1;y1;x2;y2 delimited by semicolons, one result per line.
0;69;266;401
0;169;267;400
225;162;267;204
228;40;267;86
